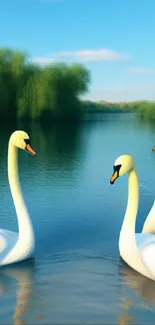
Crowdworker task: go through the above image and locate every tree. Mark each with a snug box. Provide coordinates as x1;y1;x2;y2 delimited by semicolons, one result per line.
0;48;91;122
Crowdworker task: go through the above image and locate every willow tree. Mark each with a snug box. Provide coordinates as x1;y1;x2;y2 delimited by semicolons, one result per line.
18;62;90;121
0;48;90;122
0;48;27;119
40;62;90;121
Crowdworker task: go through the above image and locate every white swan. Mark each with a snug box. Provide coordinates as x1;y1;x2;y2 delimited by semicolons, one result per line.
141;200;155;234
110;155;155;280
140;144;155;234
0;130;36;266
139;146;155;279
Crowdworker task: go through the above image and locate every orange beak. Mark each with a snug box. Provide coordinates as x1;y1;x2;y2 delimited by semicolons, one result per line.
110;171;118;184
152;145;155;152
26;143;36;156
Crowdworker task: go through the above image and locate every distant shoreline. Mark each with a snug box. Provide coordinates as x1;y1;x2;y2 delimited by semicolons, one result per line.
81;100;155;121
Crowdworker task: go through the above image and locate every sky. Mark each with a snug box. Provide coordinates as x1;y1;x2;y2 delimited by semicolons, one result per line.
1;0;155;102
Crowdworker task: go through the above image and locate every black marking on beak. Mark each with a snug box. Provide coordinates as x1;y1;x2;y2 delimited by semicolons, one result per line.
24;138;36;156
110;164;122;185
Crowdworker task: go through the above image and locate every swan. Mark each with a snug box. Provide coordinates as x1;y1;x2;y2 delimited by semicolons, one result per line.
110;155;155;280
0;130;36;266
137;144;155;281
140;144;155;234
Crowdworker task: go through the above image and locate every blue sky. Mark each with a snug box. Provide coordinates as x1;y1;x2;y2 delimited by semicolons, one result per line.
1;0;155;102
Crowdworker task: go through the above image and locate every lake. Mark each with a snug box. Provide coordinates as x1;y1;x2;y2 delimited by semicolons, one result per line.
1;113;155;324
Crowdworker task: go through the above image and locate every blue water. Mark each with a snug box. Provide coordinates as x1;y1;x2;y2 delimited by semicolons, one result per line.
0;113;155;324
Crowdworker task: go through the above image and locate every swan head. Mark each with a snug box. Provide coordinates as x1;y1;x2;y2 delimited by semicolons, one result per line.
10;130;36;156
110;155;135;185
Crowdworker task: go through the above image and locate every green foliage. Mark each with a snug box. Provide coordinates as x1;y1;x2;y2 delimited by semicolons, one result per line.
1;47;154;123
136;101;155;120
81;100;139;113
0;48;90;122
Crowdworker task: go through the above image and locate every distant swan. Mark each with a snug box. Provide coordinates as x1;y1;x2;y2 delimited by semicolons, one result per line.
110;155;155;280
0;130;36;266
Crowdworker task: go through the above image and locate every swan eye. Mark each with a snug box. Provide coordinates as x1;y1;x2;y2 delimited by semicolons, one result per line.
24;138;30;145
113;164;122;173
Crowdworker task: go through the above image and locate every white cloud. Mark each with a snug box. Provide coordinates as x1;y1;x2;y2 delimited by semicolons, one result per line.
83;84;155;102
32;48;129;65
54;49;129;61
130;66;155;74
32;57;56;65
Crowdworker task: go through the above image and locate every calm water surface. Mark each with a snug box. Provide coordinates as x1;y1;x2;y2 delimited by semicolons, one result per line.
1;113;155;324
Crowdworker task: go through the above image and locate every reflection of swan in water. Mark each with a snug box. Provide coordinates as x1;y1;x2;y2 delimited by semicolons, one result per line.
118;296;134;325
117;259;155;325
119;259;155;306
0;260;35;325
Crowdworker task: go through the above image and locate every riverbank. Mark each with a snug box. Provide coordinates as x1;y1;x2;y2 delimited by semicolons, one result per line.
82;100;154;113
82;100;155;123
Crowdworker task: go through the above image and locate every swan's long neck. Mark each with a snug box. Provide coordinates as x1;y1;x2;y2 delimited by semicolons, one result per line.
119;167;139;254
8;141;34;242
121;168;139;233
